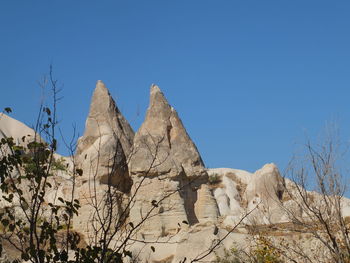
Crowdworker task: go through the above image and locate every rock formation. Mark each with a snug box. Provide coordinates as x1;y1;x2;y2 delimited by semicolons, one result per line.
245;163;285;206
0;112;42;144
208;164;286;225
129;84;206;178
76;80;134;192
244;163;285;223
74;80;135;234
3;81;350;263
128;85;218;237
194;184;219;222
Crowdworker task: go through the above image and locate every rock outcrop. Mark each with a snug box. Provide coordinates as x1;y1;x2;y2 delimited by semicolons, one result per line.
194;184;219;222
245;163;285;224
129;84;206;178
245;163;285;206
0;113;42;144
76;80;134;192
128;85;218;237
5;81;350;263
74;81;135;234
208;164;286;225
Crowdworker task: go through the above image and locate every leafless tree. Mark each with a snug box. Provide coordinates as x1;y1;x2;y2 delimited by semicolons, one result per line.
0;66;81;263
248;127;350;263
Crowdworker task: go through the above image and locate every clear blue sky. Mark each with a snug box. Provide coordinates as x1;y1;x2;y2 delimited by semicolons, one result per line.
1;1;350;174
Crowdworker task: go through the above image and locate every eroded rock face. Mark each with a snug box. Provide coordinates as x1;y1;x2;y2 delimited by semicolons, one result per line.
129;85;206;178
5;90;350;262
244;163;285;224
129;176;188;238
76;80;134;192
74;81;134;234
245;163;285;205
194;184;219;222
128;85;211;235
209;164;286;225
0;113;43;144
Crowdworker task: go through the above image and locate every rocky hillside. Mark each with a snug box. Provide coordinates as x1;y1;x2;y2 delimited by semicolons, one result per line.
1;82;350;263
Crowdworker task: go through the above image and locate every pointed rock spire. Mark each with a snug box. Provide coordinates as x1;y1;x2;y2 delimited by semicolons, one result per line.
129;84;206;178
77;80;134;152
76;80;134;192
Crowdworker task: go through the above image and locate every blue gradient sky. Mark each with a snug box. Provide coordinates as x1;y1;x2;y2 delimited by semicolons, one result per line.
1;1;350;173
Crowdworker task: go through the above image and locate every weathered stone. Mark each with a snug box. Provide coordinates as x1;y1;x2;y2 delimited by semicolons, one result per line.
7;84;350;262
76;80;134;192
128;85;211;236
245;163;285;205
194;184;219;222
0;113;43;144
74;80;134;234
129;176;189;238
244;163;285;224
209;165;286;225
129;85;206;178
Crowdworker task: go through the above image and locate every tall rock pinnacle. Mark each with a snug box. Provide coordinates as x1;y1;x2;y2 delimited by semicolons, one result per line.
129;84;206;178
76;80;134;192
128;85;210;235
